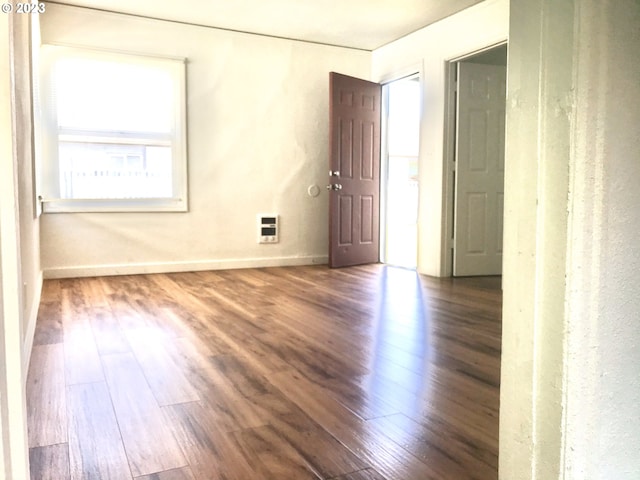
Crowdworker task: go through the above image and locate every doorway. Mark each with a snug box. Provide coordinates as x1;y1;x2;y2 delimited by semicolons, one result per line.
448;44;507;276
381;75;420;269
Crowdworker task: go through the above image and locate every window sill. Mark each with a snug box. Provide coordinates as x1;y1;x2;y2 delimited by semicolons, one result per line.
40;197;188;213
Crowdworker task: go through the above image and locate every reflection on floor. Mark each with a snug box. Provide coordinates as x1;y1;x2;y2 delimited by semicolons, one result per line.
27;264;501;480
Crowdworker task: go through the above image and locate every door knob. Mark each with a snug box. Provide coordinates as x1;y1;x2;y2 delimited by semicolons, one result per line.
326;184;343;191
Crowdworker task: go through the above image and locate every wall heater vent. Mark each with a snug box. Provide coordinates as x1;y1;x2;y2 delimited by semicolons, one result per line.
258;214;278;244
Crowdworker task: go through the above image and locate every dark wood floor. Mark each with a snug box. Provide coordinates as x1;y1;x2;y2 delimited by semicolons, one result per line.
27;264;501;480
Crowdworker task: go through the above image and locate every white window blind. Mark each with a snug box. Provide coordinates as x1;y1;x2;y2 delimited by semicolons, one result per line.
39;46;188;212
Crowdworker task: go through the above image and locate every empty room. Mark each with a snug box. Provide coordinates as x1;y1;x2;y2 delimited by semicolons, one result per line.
1;0;639;479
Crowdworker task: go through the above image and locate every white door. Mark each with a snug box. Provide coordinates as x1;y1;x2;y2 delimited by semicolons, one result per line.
453;62;506;276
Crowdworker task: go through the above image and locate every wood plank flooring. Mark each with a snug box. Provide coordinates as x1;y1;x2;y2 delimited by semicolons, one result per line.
27;264;501;480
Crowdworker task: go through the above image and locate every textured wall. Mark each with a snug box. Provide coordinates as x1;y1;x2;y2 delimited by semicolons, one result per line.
39;4;370;277
501;0;640;479
562;0;640;477
500;0;573;478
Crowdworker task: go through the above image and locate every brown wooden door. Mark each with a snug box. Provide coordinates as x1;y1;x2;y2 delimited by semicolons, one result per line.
329;72;381;268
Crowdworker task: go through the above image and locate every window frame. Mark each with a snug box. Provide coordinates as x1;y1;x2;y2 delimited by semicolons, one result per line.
39;45;188;213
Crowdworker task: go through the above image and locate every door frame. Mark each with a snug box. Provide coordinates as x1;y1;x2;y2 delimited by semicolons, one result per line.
377;63;423;266
379;72;421;267
442;41;508;277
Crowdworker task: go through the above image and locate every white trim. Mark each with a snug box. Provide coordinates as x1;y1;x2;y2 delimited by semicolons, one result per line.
21;271;43;383
441;41;508;277
42;197;187;213
376;61;422;85
447;41;509;63
377;64;424;268
43;255;330;279
58;134;172;146
41;41;187;63
379;83;390;264
441;60;457;277
380;73;422;269
0;13;30;476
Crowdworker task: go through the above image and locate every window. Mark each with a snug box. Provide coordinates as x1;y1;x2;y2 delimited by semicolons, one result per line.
39;46;187;212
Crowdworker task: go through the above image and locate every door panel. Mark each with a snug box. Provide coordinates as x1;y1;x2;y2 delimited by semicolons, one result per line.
454;62;506;276
329;72;381;268
339;196;353;245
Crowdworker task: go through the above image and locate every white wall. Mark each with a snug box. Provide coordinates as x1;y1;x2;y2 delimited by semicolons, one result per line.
501;0;640;479
0;13;32;480
371;0;508;276
500;0;572;477
562;0;640;476
39;4;371;278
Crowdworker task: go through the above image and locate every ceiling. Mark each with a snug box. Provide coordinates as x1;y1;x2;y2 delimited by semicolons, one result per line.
50;0;485;51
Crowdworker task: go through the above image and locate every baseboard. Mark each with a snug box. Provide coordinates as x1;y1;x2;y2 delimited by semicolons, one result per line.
22;269;43;383
43;255;329;279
